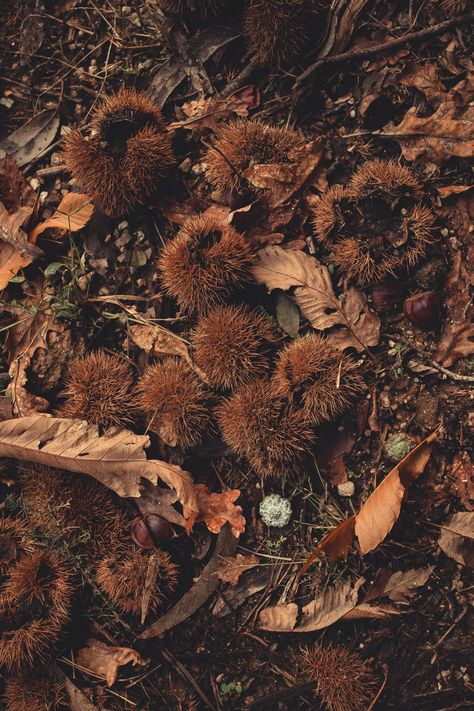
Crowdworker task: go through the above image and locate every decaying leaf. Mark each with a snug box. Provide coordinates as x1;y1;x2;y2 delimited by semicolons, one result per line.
274;290;300;337
382;74;474;164
253;245;380;352
216;553;259;585
168;85;259;133
76;638;147;687
184;484;245;538
450;451;474;511
0;155;36;212
29;193;93;241
8;354;49;416
398;61;445;106
435;252;474;367
437;512;474;568
295;577;365;632
0;201;41;288
0;108;59;167
259;602;298;632
363;567;433;604
0;415;198;514
129;324;192;363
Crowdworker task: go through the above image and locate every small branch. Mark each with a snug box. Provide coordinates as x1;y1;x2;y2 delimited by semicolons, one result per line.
293;12;474;90
248;682;318;710
388;335;474;383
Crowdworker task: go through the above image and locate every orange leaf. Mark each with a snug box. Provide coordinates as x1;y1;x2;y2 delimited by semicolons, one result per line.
29;192;93;241
217;553;259;585
183;484;245;538
0;202;40;288
299;517;356;577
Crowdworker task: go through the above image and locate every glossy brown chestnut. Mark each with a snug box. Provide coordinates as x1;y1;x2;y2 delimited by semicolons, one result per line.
372;279;406;313
131;518;154;549
131;515;174;548
403;291;441;331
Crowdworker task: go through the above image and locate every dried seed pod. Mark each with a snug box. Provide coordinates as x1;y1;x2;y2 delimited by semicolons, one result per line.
312;160;436;285
217;379;316;478
300;643;378;711
57;351;136;430
206;119;305;196
138;359;214;447
403;291;441;331
0;518;36;572
0;552;73;671
244;1;325;66
161;0;228;15
273;335;364;424
63;88;174;217
158;215;254;315
96;544;178;616
3;675;67;711
191;304;276;391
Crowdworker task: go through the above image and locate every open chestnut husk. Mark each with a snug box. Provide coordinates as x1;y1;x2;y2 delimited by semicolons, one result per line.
131;515;174;548
403;291;441;331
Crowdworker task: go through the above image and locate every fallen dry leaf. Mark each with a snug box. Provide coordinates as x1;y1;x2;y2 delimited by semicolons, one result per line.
437;512;474;568
29;192;93;241
252;245;380;352
0;201;41;288
363;567;433;604
437;187;474;242
0;155;36;213
0;415;198;515
168;85;259;133
398;61;445;106
450;451;474;511
216;553;259;585
0;109;59;167
8;354;49;416
76;638;147;687
435;252;474;366
129;324;191;362
382;73;474;164
184;484;245;538
259;602;298;632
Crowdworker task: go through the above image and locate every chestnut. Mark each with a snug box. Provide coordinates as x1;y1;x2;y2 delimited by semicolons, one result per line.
131;518;154;549
403;291;441;331
372;278;406;313
131;515;174;548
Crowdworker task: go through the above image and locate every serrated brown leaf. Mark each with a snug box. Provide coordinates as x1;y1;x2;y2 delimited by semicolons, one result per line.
450;451;474;511
183;484;245;538
29;192;93;241
438;512;474;568
0;201;41;288
435;252;474;367
216;553;260;585
252;245;380;352
76;639;147;687
0;415;198;515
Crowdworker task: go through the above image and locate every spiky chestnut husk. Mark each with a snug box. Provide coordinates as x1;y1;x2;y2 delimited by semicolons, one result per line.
19;465;129;550
161;0;228;16
138;359;214;447
312;160;435;285
3;675;67;711
300;643;378;711
0;552;73;671
206;119;305;196
57;351;136;430
244;1;325;66
0;518;37;572
63;88;174;217
217;379;316;478
96;545;178;616
158;215;255;315
273;335;364;424
191;304;277;391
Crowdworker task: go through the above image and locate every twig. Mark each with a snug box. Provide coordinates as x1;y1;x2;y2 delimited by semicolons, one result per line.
293;12;474;90
36;164;67;178
247;682;318;710
387;335;474;384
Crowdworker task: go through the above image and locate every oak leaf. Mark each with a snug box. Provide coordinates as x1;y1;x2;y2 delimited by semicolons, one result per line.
167;85;259;133
450;451;474;511
76;639;147;687
398;61;445;106
216;553;259;585
0;201;41;288
29;192;93;241
435;252;474;366
0;415;198;515
183;484;245;538
252;245;380;352
437;512;474;568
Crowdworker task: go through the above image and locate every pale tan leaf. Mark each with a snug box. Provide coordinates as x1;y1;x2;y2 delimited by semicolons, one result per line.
438;512;474;568
76;639;147;687
140;553;160;624
29;193;93;241
252;246;380;352
355;430;438;554
0;415;198;512
0;201;41;288
364;567;433;604
294;577;364;632
216;553;259;585
259;603;298;632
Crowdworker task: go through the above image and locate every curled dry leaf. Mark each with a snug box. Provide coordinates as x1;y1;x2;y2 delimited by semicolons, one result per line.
8;354;49;416
184;484;245;538
216;553;259;585
450;451;474;511
0;201;41;288
29;192;93;241
0;415;198;515
437;512;474;568
76;638;147;687
259;602;298;632
253;245;380;352
129;324;191;362
435;252;474;367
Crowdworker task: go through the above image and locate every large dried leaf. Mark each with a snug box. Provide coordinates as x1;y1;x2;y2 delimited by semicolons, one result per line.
29;193;93;241
0;109;59;167
435;252;474;366
0;416;198;512
0;201;41;288
382;74;474;164
129;324;192;362
437;512;474;568
398;61;445;106
76;639;147;687
8;354;49;416
183;484;245;538
252;246;380;352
